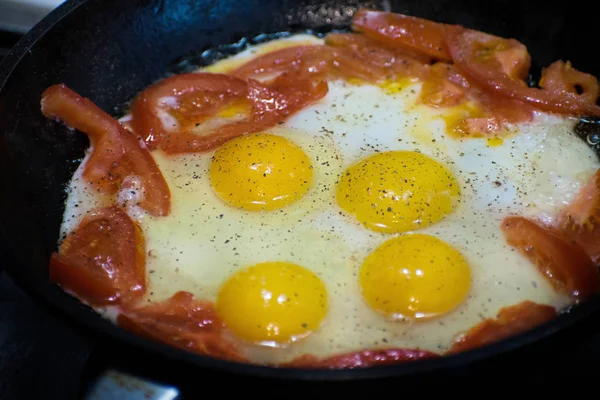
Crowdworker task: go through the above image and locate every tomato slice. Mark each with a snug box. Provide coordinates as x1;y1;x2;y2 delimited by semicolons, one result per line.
446;26;600;116
325;32;431;76
231;45;326;81
232;39;430;85
539;61;600;111
49;206;146;306
559;169;600;264
254;73;329;120
118;291;245;362
420;62;534;136
130;72;327;154
232;44;370;82
280;348;439;369
130;73;248;151
41;84;171;217
448;301;557;354
501;216;600;299
352;9;451;61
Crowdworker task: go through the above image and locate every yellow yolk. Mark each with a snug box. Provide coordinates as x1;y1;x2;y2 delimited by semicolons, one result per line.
442;101;486;137
209;133;313;211
380;77;419;95
487;137;504;147
216;100;249;119
216;261;328;344
360;234;471;319
336;151;460;233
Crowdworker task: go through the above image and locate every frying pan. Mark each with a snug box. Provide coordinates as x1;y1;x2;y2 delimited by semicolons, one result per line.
2;0;600;385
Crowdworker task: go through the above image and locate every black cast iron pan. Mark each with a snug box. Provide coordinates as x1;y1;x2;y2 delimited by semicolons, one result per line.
2;0;600;386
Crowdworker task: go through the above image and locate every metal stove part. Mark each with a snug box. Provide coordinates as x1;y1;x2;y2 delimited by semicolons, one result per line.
84;369;180;400
0;0;65;33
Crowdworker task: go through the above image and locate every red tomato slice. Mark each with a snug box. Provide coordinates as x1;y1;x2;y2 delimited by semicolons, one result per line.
49;206;146;306
130;72;327;154
559;169;600;264
540;61;600;110
118;291;245;362
231;45;326;80
232;40;429;84
281;348;439;369
446;26;600;116
419;62;534;136
501;216;600;299
232;44;369;82
419;62;467;107
41;84;171;217
254;73;329;122
129;73;248;151
324;32;431;78
352;9;451;61
448;301;557;354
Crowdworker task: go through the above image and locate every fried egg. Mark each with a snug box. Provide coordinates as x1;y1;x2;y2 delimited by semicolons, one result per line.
60;34;600;364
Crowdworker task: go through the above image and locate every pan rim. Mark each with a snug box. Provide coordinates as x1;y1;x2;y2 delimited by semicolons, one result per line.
2;0;600;380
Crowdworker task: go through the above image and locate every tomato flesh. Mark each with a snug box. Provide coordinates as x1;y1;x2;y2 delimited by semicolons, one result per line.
130;73;248;151
559;169;600;264
49;206;146;306
118;291;245;362
540;61;600;105
352;9;451;61
446;26;600;116
448;301;557;353
501;216;600;299
41;84;171;217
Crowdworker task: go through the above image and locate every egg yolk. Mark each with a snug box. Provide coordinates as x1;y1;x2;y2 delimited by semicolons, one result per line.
210;133;313;211
336;151;460;233
360;234;471;319
216;261;328;344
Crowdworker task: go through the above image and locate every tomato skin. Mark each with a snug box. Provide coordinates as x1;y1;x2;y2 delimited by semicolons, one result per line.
446;26;600;116
118;291;245;362
501;216;600;299
49;206;146;306
281;348;439;369
352;9;451;61
41;84;171;217
448;301;557;354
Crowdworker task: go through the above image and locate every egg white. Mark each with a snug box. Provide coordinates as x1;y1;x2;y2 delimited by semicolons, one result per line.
59;35;600;363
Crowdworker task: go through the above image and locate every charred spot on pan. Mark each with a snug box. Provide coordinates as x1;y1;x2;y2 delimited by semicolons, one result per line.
575;116;600;155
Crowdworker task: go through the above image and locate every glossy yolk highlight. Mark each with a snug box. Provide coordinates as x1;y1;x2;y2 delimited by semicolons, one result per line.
210;133;313;211
336;151;460;233
216;261;328;344
360;234;471;319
